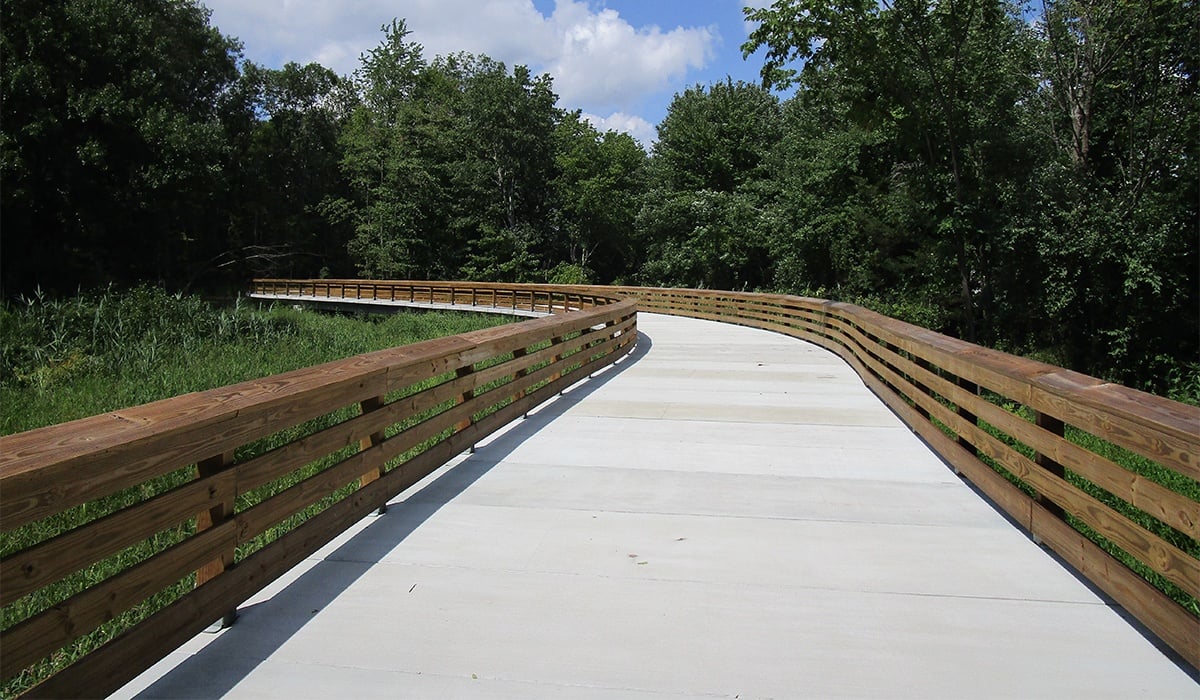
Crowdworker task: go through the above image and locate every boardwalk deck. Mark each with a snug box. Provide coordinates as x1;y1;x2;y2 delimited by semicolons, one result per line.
114;314;1198;698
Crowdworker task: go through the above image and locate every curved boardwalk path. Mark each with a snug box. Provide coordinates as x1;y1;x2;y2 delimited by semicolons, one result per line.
116;314;1197;698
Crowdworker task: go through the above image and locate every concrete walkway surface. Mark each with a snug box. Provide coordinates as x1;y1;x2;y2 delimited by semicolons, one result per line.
114;314;1198;698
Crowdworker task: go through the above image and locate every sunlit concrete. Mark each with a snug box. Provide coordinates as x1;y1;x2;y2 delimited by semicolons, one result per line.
114;314;1198;699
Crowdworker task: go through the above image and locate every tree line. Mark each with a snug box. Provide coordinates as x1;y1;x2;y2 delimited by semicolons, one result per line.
1;0;1195;394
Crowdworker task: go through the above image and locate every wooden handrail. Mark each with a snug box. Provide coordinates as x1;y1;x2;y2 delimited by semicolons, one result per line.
596;284;1199;670
0;284;635;697
2;279;1197;696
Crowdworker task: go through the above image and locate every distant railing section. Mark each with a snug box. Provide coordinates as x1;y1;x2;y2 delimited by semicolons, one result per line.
605;285;1199;671
251;278;617;315
0;283;635;697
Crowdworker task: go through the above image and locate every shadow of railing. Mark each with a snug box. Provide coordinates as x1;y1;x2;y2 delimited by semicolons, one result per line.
129;333;653;698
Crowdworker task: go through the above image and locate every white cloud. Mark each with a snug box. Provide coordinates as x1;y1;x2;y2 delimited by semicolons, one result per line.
741;0;772;36
202;0;716;116
544;2;714;112
582;111;656;147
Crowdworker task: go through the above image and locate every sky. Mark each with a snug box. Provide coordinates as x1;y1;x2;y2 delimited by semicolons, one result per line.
200;0;773;147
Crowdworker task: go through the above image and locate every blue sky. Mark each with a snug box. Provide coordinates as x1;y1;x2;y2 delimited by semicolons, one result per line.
202;0;772;146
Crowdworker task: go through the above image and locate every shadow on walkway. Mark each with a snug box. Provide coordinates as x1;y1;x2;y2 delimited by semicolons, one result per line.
131;332;653;699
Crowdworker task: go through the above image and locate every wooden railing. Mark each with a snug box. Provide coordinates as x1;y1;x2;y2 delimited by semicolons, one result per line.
0;285;635;698
252;278;616;315
2;279;1197;696
602;285;1199;671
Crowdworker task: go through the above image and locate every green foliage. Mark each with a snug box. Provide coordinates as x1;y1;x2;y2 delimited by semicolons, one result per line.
638;81;782;290
0;286;512;435
1;0;243;295
552;112;648;282
743;0;1196;393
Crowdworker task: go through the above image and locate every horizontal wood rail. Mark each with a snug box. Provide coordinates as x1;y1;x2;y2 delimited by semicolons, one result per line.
251;278;616;316
598;285;1199;671
0;284;635;698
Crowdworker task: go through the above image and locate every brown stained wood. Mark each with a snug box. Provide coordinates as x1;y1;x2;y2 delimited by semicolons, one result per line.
850;325;1200;541
0;469;235;607
234;320;628;515
232;408;383;500
0;366;391;531
1;518;239;685
0;302;631;532
820;301;1200;481
194;452;236;587
510;348;530;403
793;308;1200;601
868;351;1200;599
233;451;370;545
732;305;825;340
357;396;387;493
1028;379;1200;483
1035;412;1068;521
453;365;476;432
1031;506;1200;671
227;317;636;589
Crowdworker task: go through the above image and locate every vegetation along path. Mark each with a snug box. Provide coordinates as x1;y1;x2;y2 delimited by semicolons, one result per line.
114;313;1197;698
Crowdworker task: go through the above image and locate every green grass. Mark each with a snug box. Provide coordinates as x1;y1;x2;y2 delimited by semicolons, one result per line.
0;286;515;697
0;286;514;435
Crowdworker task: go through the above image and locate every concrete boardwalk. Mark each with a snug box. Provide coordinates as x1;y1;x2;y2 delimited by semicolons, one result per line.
117;314;1197;698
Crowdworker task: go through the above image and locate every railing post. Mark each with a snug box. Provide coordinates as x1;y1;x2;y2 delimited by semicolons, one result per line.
550;335;564;391
957;377;979;457
194;451;237;630
512;347;530;417
358;395;388;514
455;364;475;435
1034;411;1067;527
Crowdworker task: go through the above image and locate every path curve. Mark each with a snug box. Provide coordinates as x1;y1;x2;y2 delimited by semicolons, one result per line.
115;314;1198;698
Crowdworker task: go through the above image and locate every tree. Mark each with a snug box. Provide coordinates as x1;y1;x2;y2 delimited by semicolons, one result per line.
1030;0;1198;384
638;81;782;289
335;20;434;279
744;0;1040;342
226;61;354;279
1;0;243;294
550;112;647;283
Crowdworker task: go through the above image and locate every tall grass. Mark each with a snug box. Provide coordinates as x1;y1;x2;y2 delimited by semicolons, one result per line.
0;286;513;435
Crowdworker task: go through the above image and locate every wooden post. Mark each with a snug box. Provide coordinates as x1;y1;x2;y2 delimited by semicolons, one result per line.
912;352;932;421
195;451;237;629
359;395;388;514
1034;411;1067;523
549;335;564;391
511;347;530;418
957;377;979;457
455;365;475;433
